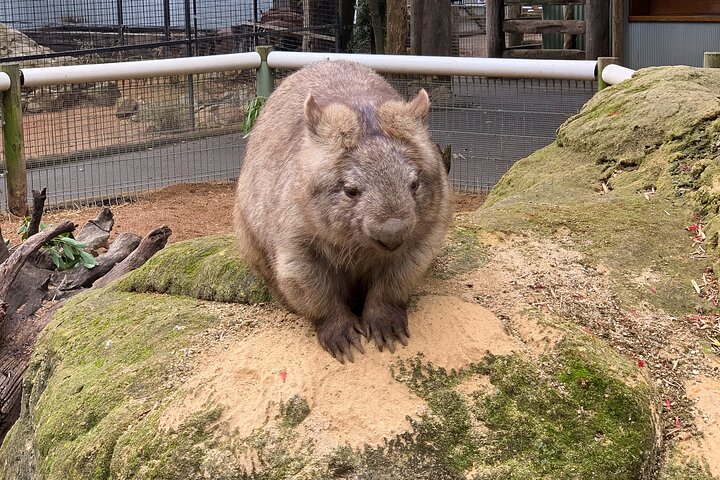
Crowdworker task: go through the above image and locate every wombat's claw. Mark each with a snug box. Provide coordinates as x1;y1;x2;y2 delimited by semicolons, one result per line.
355;323;371;339
351;336;366;354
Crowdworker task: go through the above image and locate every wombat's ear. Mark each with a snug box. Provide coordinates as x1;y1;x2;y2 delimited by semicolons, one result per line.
304;94;323;136
304;94;360;151
378;90;430;141
406;89;430;124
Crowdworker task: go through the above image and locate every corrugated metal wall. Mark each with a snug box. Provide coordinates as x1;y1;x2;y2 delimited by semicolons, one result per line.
624;0;720;70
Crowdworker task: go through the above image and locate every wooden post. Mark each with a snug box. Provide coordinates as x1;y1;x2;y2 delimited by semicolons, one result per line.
302;0;311;52
386;0;408;54
704;52;720;68
611;0;624;65
597;56;619;91
486;0;505;58
586;0;610;60
255;46;274;98
507;4;523;48
0;64;28;217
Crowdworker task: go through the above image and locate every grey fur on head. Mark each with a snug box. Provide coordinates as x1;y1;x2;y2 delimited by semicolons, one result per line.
234;60;452;363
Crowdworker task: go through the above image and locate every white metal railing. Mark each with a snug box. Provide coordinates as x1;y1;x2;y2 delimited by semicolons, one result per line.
9;52;638;90
601;64;635;85
0;72;10;91
19;52;262;87
266;51;599;81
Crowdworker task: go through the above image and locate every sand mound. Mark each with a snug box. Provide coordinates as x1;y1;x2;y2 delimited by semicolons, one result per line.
160;295;521;453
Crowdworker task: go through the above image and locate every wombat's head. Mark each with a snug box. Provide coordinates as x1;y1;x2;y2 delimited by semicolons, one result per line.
297;89;449;254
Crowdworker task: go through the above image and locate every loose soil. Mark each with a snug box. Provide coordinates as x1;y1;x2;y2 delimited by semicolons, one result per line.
160;295;519;463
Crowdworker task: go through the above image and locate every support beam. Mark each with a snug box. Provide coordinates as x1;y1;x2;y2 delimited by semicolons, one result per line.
586;0;610;60
486;0;505;58
611;0;624;64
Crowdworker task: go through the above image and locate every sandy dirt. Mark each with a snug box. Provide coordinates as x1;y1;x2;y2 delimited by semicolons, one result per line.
685;376;720;476
160;295;520;461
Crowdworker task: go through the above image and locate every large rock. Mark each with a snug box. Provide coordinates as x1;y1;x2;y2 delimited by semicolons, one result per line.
0;22;72;67
5;66;720;478
0;235;659;479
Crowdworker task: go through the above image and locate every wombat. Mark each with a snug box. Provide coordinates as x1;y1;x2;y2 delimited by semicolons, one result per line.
234;60;451;362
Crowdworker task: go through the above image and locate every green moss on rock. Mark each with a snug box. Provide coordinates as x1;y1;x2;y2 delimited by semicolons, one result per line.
432;224;488;279
116;234;271;304
477;66;720;316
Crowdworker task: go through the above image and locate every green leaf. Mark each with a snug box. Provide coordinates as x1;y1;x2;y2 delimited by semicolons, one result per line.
55;236;86;249
63;245;76;261
48;249;63;270
78;251;98;269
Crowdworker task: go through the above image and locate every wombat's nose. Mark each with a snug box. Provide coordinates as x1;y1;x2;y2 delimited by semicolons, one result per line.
373;218;408;251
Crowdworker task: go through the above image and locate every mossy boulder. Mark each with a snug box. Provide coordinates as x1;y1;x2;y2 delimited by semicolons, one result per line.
0;283;657;479
8;65;720;478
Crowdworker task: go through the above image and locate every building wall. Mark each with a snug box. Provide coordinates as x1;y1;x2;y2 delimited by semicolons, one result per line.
624;0;720;69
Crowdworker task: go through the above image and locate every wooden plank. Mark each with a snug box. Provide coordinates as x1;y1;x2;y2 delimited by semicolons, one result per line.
502;48;586;60
586;0;610;59
628;14;720;22
486;0;505;58
504;19;585;34
503;0;585;4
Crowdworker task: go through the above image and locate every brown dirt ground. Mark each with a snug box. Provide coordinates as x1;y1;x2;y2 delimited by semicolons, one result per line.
0;182;486;248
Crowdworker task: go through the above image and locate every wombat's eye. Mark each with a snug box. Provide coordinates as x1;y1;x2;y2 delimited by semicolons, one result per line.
410;180;420;192
343;186;360;198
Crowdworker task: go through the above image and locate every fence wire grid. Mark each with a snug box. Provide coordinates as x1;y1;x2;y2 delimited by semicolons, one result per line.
0;0;596;210
0;72;594;210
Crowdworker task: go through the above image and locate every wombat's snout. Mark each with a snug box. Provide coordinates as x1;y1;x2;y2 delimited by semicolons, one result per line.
370;218;411;251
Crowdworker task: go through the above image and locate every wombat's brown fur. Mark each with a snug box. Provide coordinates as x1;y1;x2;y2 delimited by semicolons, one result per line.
234;60;451;362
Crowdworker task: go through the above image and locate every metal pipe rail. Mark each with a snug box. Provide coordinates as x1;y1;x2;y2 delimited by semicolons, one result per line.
267;51;599;81
20;52;262;87
601;64;636;85
0;72;10;92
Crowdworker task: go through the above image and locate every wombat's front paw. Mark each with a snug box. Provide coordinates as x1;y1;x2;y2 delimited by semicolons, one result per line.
361;302;409;353
316;315;366;364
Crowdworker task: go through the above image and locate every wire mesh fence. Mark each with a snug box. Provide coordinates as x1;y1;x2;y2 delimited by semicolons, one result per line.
0;1;596;210
0;0;339;67
0;69;255;209
0;71;595;210
388;75;594;191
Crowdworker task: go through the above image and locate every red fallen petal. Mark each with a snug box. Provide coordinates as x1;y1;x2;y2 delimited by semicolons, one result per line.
687;224;699;232
664;398;672;411
280;370;287;383
637;359;646;368
675;417;682;429
648;286;657;294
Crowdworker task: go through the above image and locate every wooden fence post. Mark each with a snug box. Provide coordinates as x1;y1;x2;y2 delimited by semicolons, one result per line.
704;52;720;68
586;0;610;60
597;56;619;91
0;64;28;217
486;0;505;58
